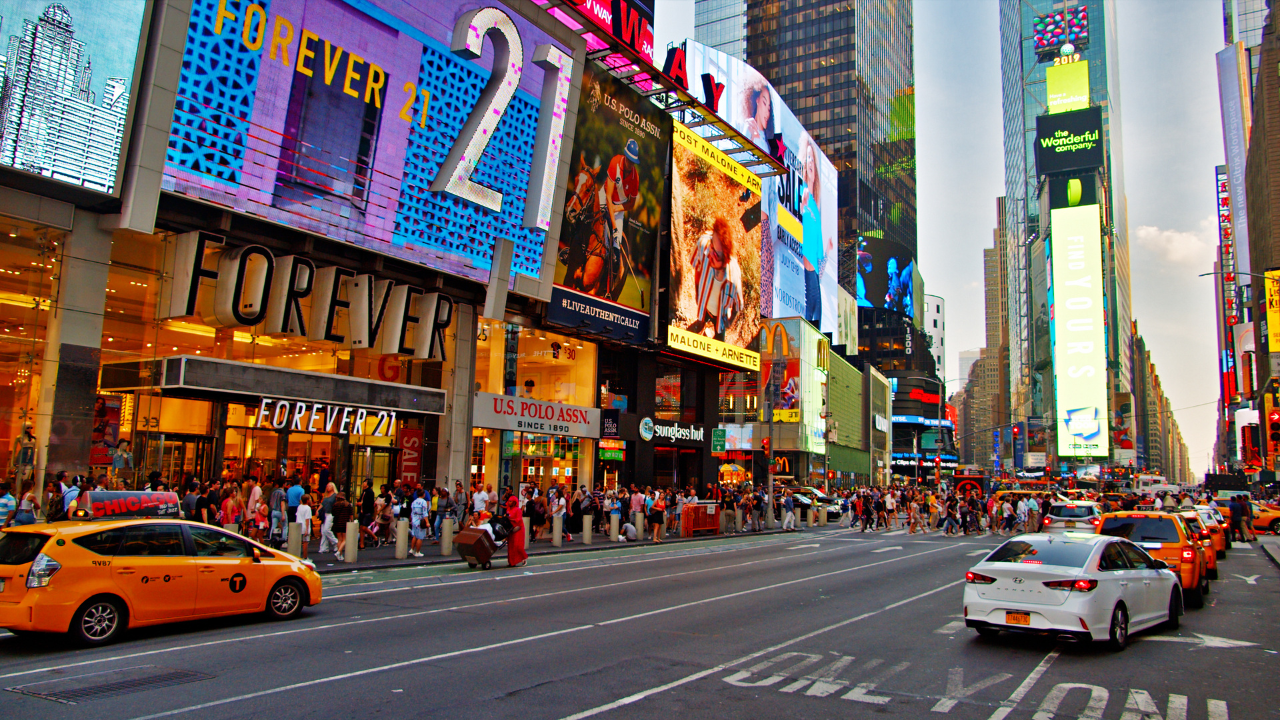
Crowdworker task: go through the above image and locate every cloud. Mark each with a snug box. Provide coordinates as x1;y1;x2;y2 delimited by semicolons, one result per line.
1133;217;1216;268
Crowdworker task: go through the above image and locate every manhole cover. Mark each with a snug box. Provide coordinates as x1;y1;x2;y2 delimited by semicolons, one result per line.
6;665;213;705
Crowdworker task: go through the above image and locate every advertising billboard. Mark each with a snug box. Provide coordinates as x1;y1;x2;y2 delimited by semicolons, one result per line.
1035;106;1104;176
668;121;761;370
546;62;669;343
680;41;838;335
0;0;149;195
1050;204;1109;458
1045;58;1089;114
164;0;581;284
834;286;857;350
760;318;827;452
854;235;915;315
1217;43;1251;274
563;0;653;64
1033;6;1089;56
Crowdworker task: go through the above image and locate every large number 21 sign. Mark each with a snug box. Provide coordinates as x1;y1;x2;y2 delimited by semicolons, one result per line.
434;8;573;232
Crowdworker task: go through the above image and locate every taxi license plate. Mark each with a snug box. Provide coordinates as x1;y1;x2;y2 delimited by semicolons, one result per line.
1064;520;1076;528
1006;612;1031;626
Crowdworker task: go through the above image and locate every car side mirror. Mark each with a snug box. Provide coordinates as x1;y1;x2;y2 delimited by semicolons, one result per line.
253;547;262;563
1151;560;1168;570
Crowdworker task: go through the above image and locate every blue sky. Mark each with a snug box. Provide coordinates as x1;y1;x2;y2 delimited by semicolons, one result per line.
1;0;148;98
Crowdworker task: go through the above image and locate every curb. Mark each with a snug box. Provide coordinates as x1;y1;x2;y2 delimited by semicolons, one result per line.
1258;540;1280;572
314;526;801;575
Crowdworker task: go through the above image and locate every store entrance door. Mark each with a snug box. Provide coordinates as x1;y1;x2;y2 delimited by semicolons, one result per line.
159;434;215;485
351;446;397;497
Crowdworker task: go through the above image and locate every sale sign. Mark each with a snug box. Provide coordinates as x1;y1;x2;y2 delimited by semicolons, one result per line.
398;426;424;486
472;392;601;438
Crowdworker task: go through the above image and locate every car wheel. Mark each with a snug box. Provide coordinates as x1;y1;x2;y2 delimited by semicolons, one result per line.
1164;590;1181;630
1208;566;1218;580
1224;536;1232;550
71;597;126;646
1216;549;1225;559
1271;520;1280;535
1184;580;1205;609
266;579;305;620
1107;604;1129;651
1200;572;1211;596
975;626;1000;638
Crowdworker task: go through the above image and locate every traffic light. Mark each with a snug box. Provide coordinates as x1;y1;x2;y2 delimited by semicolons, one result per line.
1012;425;1020;438
1268;410;1280;444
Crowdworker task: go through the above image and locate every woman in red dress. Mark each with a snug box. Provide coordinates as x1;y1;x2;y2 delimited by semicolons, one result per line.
506;493;527;568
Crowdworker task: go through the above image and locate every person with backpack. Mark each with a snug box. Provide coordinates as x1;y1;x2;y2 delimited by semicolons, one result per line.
433;487;455;543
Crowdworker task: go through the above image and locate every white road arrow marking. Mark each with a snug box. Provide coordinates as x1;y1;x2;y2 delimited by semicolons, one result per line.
843;660;910;704
934;621;966;635
787;544;821;550
1231;574;1259;585
969;550;991;556
1117;689;1187;720
871;546;904;553
1141;633;1257;649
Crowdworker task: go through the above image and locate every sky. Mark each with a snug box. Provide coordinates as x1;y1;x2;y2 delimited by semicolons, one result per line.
916;0;1224;476
655;0;1221;476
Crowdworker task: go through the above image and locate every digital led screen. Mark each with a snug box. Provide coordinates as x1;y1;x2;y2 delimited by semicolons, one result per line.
1035;106;1104;176
0;0;149;195
681;41;838;335
1033;6;1088;55
1050;204;1109;458
854;235;915;317
164;0;580;284
566;0;653;63
667;121;761;370
834;286;857;350
1045;58;1089;114
546;62;670;344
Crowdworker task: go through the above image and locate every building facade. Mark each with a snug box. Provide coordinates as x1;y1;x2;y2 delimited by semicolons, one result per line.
923;293;945;380
694;0;748;60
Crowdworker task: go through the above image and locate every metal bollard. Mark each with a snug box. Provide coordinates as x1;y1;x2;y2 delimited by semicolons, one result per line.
766;505;776;529
287;522;302;556
735;507;744;533
552;515;563;547
523;519;531;550
633;511;645;540
819;507;827;526
611;513;620;541
395;519;409;559
344;521;359;563
807;507;815;528
223;522;240;535
441;518;454;556
583;522;592;545
719;508;728;534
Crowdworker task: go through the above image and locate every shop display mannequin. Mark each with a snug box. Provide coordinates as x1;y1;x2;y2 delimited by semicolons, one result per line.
8;424;35;482
111;439;133;486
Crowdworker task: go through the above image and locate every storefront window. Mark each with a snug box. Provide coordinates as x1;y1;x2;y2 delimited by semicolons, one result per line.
719;371;759;423
0;220;60;481
655;363;698;423
597;347;636;412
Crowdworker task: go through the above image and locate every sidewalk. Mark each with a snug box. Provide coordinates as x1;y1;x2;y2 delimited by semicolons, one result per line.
304;524;797;575
1257;534;1280;570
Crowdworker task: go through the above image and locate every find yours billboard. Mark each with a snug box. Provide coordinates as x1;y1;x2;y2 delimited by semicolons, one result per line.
164;0;583;284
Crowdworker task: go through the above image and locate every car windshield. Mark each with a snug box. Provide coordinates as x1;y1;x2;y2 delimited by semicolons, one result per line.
984;538;1095;568
1048;505;1094;519
0;531;49;565
1099;517;1181;543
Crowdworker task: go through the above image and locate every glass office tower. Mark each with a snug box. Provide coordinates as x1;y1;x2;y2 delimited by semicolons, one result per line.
1000;0;1130;453
695;0;748;60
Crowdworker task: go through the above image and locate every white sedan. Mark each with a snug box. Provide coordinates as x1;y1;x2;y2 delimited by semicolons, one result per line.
963;532;1181;650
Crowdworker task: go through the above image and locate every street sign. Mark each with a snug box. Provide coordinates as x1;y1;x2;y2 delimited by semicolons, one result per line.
712;428;726;453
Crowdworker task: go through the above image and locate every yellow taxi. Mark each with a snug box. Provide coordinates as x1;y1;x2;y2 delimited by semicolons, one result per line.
1095;510;1210;609
1193;505;1228;558
0;491;322;645
1176;510;1218;580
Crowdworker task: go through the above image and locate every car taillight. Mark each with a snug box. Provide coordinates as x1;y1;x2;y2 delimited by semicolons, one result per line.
26;553;61;588
1044;517;1052;525
966;571;996;584
1044;579;1098;592
1181;549;1195;560
1090;518;1100;525
1199;532;1210;540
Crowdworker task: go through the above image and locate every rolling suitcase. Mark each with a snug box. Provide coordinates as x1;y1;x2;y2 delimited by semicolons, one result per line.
456;527;498;569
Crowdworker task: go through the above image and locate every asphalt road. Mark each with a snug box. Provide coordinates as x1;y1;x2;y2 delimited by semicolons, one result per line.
1;526;1277;719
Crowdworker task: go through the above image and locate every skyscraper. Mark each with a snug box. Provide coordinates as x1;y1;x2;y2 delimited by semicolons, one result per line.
0;4;128;193
999;0;1131;460
695;0;747;60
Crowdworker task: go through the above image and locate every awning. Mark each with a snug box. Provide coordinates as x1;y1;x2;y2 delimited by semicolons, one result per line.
100;355;446;415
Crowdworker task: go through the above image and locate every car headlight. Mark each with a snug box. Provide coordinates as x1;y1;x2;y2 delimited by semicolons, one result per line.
300;558;316;570
26;553;61;588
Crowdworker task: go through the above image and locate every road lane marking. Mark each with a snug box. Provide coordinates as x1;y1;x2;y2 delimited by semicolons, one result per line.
120;547;966;719
871;546;904;553
1140;633;1256;649
1208;699;1229;720
968;550;991;556
986;649;1059;720
842;660;910;704
931;668;1012;712
1123;689;1187;720
788;544;821;549
1231;574;1259;585
1033;683;1109;720
934;621;965;634
558;578;965;720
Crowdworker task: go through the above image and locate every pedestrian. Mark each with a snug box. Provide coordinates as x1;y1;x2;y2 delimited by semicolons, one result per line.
295;494;313;559
6;479;38;527
649;490;666;543
407;489;428;557
221;486;243;530
0;482;14;528
357;479;379;549
782;491;796;531
318;483;338;553
506;492;527;567
333;492;353;559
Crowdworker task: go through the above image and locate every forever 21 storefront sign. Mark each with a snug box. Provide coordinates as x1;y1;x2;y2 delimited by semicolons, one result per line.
254;397;396;437
473;392;600;438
